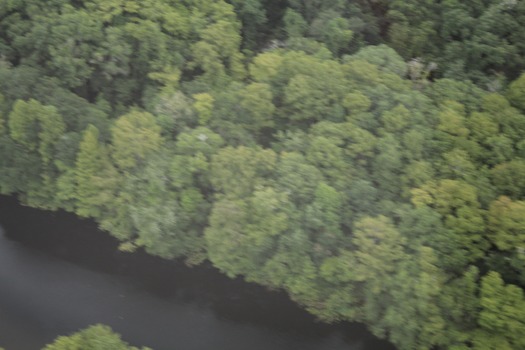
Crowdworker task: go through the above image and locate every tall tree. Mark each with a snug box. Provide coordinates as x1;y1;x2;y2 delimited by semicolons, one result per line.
110;110;162;171
8;99;65;164
75;125;119;218
472;272;525;349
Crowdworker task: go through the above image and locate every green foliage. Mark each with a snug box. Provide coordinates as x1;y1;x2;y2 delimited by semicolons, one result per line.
205;187;290;280
411;179;488;262
488;196;525;252
210;146;276;198
380;247;448;349
386;0;525;83
111;110;162;171
303;182;344;259
3;1;525;349
125;153;207;261
475;272;525;349
8;99;65;164
491;160;525;199
193;93;214;126
43;324;149;350
8;100;40;151
276;151;322;206
152;91;194;134
345;45;407;77
507;73;525;111
75;125;119;219
283;9;308;38
351;216;407;294
228;0;267;49
238;82;275;133
309;10;353;55
0;132;42;195
249;52;284;83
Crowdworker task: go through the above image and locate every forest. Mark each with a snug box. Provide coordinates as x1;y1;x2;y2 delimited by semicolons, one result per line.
0;0;525;349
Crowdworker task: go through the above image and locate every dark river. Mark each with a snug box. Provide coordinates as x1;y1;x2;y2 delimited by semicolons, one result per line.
0;196;395;350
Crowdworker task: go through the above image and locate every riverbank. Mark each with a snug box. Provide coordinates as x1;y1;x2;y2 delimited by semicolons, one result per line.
0;195;395;350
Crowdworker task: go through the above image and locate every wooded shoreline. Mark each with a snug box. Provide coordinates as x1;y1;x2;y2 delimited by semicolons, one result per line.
1;1;524;349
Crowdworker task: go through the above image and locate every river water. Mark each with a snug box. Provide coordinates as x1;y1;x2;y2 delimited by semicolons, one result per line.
0;196;395;350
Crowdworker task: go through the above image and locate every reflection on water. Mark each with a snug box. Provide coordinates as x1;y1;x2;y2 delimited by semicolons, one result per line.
0;196;395;350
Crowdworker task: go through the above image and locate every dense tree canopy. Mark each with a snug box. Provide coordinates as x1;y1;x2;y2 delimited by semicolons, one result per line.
1;0;525;349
